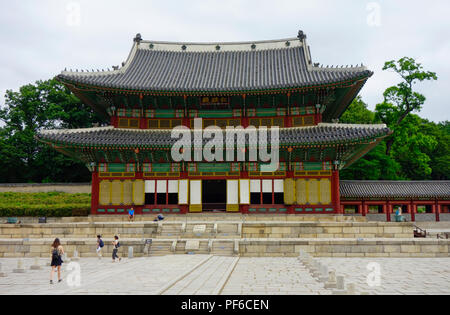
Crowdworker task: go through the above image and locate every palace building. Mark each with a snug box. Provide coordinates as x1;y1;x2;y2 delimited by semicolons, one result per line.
38;31;395;216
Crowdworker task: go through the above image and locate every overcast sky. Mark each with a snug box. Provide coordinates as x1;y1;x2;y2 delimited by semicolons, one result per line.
1;0;449;122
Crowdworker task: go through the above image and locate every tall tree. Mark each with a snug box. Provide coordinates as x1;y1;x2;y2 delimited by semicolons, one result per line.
340;96;377;124
390;114;437;179
0;79;105;183
339;97;401;180
421;120;450;180
376;57;437;155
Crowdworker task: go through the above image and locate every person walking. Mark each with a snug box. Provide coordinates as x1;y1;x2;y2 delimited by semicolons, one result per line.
112;236;121;263
96;235;104;259
50;238;64;284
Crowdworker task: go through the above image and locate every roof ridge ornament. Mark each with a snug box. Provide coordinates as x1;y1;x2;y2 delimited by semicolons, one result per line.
297;30;307;40
133;33;142;43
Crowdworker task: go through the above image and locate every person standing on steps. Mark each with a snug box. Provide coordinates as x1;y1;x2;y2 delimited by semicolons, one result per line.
96;235;104;259
50;238;64;284
112;235;121;263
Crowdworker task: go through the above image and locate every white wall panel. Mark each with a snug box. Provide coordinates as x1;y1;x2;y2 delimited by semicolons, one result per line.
250;180;261;192
274;180;284;193
190;180;202;205
157;180;167;193
168;180;178;193
145;180;155;193
179;180;189;204
239;179;250;204
227;180;239;204
262;180;272;193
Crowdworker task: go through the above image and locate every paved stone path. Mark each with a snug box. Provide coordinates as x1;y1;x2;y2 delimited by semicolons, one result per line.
0;256;449;295
318;257;450;295
222;257;330;295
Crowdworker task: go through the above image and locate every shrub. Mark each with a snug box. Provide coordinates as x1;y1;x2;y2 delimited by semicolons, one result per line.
0;192;91;217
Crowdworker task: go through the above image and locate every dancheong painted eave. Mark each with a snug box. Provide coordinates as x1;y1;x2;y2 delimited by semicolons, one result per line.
36;123;390;148
56;31;373;95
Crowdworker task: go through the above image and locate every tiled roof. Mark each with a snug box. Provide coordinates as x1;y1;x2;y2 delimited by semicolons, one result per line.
37;123;390;147
340;181;450;199
57;34;372;93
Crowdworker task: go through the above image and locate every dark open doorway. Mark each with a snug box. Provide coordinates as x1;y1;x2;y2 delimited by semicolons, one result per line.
202;180;226;211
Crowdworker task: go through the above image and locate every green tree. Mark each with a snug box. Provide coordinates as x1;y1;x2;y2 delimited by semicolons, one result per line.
340;96;377;124
421;120;450;180
0;79;105;183
339;97;401;180
376;57;437;155
390;114;437;179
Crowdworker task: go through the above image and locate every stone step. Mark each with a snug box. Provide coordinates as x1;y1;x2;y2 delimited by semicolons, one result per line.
0;214;368;224
1;237;447;258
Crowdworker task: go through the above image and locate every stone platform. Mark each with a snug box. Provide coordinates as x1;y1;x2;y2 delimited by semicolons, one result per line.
0;215;448;258
1;237;449;258
0;220;412;239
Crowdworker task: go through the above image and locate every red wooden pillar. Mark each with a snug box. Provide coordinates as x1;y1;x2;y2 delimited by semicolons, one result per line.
140;118;147;129
183;117;190;128
91;171;99;215
411;203;416;222
154;180;158;205
435;200;440;222
284;116;292;127
362;201;367;217
317;113;323;124
166;180;169;205
332;170;341;214
386;203;391;222
260;180;263;205
272;180;275;205
242;117;250;128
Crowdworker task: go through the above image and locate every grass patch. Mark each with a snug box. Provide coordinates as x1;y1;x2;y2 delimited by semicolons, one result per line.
0;192;91;217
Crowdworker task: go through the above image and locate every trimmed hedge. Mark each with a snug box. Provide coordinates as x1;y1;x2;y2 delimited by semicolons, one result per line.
0;192;91;217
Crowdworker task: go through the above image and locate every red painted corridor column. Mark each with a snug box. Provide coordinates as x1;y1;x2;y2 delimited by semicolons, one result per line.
435;200;441;222
332;169;341;214
91;170;99;214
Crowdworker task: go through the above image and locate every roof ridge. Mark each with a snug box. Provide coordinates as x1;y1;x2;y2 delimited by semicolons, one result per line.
318;123;387;129
38;126;114;135
139;37;300;46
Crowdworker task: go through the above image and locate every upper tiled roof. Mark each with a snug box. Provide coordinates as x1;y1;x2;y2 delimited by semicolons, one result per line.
57;32;372;93
340;181;450;199
37;123;389;147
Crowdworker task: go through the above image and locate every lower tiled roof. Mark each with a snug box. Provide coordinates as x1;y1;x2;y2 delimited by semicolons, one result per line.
340;181;450;199
37;123;390;147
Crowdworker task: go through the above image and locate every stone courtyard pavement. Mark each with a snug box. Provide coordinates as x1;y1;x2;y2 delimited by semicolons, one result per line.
0;256;449;295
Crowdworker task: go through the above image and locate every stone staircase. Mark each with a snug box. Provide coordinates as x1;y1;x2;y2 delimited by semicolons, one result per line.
149;240;173;256
160;223;183;238
212;241;235;256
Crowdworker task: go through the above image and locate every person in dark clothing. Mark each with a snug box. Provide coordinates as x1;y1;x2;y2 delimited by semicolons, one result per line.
112;235;121;262
96;235;104;259
50;238;64;284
